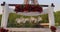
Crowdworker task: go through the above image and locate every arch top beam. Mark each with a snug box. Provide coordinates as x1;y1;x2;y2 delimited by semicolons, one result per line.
1;2;55;7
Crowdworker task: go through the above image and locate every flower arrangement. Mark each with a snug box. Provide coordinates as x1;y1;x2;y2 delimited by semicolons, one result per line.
14;4;43;13
15;5;23;13
50;26;57;32
0;27;8;32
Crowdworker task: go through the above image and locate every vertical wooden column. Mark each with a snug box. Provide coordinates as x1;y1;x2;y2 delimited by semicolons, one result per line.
1;2;9;28
48;3;55;28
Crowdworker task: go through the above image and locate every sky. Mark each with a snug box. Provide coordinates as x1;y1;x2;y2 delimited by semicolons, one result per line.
0;0;60;14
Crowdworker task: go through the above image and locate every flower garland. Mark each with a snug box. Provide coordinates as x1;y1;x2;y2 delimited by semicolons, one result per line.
15;4;43;13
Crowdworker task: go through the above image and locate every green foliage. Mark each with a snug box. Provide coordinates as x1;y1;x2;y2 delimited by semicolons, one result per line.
7;13;48;27
54;11;60;26
40;14;49;23
0;15;2;25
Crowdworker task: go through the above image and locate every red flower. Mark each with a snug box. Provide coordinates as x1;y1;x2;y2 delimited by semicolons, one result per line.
50;26;56;31
14;4;43;13
0;27;8;32
34;5;43;13
23;4;30;12
15;5;23;12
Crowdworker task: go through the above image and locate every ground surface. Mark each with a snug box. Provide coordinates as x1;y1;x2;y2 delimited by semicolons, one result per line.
6;28;60;32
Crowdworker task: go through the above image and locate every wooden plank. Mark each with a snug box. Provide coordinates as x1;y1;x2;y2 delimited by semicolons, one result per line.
1;2;55;7
1;4;49;7
40;23;49;26
6;28;50;32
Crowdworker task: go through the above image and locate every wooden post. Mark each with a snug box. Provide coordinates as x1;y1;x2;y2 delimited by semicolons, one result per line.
1;2;9;28
48;3;55;28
